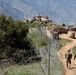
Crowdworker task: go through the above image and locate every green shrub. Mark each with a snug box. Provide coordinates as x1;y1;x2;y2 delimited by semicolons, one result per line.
58;38;70;48
72;46;76;54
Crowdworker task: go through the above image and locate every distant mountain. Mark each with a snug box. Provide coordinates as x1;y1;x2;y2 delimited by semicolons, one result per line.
0;0;24;20
0;0;76;24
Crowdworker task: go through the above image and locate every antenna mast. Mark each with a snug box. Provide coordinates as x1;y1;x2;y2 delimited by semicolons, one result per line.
46;0;48;17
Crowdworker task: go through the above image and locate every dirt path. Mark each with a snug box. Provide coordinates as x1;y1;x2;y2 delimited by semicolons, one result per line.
58;34;76;75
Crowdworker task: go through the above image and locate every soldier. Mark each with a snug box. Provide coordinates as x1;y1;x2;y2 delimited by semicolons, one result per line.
74;53;76;60
65;50;72;69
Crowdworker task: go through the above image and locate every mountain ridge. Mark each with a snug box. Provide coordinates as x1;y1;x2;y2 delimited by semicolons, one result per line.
0;0;24;20
0;0;76;25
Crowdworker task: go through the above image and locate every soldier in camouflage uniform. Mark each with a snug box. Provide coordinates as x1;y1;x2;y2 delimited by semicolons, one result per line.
65;50;72;69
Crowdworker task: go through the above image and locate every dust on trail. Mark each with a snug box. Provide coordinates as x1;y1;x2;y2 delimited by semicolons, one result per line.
58;34;76;75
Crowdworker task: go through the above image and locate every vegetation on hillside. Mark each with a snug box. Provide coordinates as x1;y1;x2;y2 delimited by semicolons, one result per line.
58;38;70;49
0;14;38;63
72;46;76;54
0;14;63;75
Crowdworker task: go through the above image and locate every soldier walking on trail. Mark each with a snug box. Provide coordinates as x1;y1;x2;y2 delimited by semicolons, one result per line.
65;50;72;69
74;53;76;60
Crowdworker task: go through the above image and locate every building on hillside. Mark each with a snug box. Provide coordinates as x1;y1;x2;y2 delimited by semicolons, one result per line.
46;28;59;40
46;23;76;39
69;27;76;31
58;27;69;34
33;15;52;23
23;15;52;23
46;24;70;40
68;31;75;38
46;24;59;40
